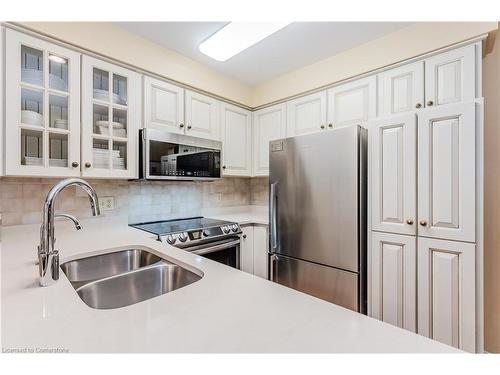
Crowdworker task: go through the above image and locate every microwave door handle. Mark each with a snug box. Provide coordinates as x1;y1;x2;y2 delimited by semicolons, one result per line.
270;182;278;250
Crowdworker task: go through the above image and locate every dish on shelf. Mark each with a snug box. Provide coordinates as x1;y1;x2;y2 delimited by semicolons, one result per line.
21;68;43;86
49;74;68;91
53;119;68;129
95;120;125;129
21;110;43;126
93;89;126;105
23;156;43;166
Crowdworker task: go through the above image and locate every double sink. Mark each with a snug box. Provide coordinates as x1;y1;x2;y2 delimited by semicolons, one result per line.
60;248;203;310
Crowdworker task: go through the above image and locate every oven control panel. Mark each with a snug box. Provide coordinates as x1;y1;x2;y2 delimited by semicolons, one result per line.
163;223;241;247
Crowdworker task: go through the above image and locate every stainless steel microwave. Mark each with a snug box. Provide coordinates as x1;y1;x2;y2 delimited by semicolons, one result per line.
139;129;222;181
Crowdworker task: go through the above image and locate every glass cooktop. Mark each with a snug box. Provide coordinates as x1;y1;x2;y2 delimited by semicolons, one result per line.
129;217;233;236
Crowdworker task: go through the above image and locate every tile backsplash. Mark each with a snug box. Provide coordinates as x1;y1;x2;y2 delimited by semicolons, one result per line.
0;177;268;226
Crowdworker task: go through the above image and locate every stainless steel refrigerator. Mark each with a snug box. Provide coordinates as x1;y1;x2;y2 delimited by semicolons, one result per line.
268;125;367;313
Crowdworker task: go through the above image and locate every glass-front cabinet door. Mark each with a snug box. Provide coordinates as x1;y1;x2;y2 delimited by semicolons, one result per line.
4;29;81;176
81;55;139;178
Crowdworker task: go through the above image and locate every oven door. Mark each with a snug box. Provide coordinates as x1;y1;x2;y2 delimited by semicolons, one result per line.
188;238;240;269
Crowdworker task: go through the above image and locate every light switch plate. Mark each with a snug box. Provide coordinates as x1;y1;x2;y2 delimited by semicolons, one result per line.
99;196;115;211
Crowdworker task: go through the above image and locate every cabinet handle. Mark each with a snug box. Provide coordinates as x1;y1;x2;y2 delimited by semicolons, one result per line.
328;123;333;128
71;161;79;168
242;234;247;239
419;220;428;227
222;165;226;169
426;100;434;106
320;125;325;129
415;103;422;109
187;125;192;130
84;162;92;168
406;219;414;225
179;123;185;128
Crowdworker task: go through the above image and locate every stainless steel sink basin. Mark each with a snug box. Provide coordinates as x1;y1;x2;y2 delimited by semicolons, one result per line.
61;248;202;309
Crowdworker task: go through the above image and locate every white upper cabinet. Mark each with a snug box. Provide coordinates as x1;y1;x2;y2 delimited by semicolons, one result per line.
220;103;252;176
417;102;476;242
253;103;287;176
143;76;184;133
184;90;220;140
425;44;476;107
378;62;424;115
4;29;81;177
286;91;327;136
81;55;140;179
327;76;377;128
369;113;416;235
417;237;476;352
370;231;416;332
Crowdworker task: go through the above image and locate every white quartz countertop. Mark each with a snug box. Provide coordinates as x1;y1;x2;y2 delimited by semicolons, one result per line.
202;205;268;226
1;216;459;353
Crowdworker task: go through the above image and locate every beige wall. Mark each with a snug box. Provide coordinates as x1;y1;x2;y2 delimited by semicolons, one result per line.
251;22;498;107
16;22;253;107
483;27;500;353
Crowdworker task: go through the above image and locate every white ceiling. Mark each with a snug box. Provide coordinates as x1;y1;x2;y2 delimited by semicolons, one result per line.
116;22;412;86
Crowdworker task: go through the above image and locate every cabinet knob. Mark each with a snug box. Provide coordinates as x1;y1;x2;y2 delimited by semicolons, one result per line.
426;100;434;106
71;161;79;168
320;125;325;129
242;234;247;239
415;103;422;109
406;219;414;225
84;162;92;168
187;125;192;130
328;123;333;128
419;220;428;227
179;123;185;128
222;165;227;169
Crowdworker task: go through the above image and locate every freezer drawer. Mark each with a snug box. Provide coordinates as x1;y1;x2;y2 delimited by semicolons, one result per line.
269;253;360;312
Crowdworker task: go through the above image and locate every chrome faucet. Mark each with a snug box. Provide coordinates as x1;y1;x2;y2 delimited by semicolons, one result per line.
38;178;100;287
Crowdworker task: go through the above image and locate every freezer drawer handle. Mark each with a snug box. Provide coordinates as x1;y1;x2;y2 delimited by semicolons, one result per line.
270;182;278;250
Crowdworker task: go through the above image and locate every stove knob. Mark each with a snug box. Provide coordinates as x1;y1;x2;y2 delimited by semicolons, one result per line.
231;224;239;232
178;232;188;242
222;225;230;234
166;235;176;245
202;230;210;237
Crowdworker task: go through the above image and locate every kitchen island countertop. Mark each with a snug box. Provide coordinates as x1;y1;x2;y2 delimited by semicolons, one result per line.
1;216;459;353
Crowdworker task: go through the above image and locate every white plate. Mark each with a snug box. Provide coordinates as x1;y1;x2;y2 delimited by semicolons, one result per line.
95;120;125;129
21;110;43;126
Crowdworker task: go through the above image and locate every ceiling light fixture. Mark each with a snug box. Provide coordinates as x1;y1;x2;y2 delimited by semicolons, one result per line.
199;22;291;62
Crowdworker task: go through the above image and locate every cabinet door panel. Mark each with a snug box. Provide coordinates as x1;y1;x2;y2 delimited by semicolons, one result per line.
379;62;424;115
417;237;475;352
240;226;254;274
425;45;475;106
369;114;416;235
253;103;286;176
5;29;81;177
286;91;326;136
418;103;475;242
220;103;252;176
327;76;376;128
185;90;220;140
143;76;184;133
370;232;416;332
253;226;269;279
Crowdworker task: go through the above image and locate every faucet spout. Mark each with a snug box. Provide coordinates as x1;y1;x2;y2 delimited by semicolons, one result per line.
38;178;100;287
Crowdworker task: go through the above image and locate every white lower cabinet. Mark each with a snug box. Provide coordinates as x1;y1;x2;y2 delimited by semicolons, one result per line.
370;231;416;332
417;237;476;352
239;224;268;279
240;226;255;273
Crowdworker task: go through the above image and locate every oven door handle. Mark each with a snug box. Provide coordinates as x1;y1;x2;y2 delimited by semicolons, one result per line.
190;239;241;256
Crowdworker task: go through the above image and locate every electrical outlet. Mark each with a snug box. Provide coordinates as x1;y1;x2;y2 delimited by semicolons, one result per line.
216;193;222;201
99;196;115;211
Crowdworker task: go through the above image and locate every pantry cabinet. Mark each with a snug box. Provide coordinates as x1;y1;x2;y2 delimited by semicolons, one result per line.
417;237;476;352
253;103;287;176
425;45;476;107
184;90;220;141
417;102;476;242
370;232;416;332
369;113;416;236
220;103;252;176
327;76;377;128
378;61;424;115
4;28;81;177
81;55;140;179
286;91;327;136
143;76;184;133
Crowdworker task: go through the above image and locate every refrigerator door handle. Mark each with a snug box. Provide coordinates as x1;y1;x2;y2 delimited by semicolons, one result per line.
269;254;278;281
270;182;278;250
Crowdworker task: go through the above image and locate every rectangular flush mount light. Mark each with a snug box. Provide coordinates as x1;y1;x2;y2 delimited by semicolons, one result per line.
199;22;291;62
